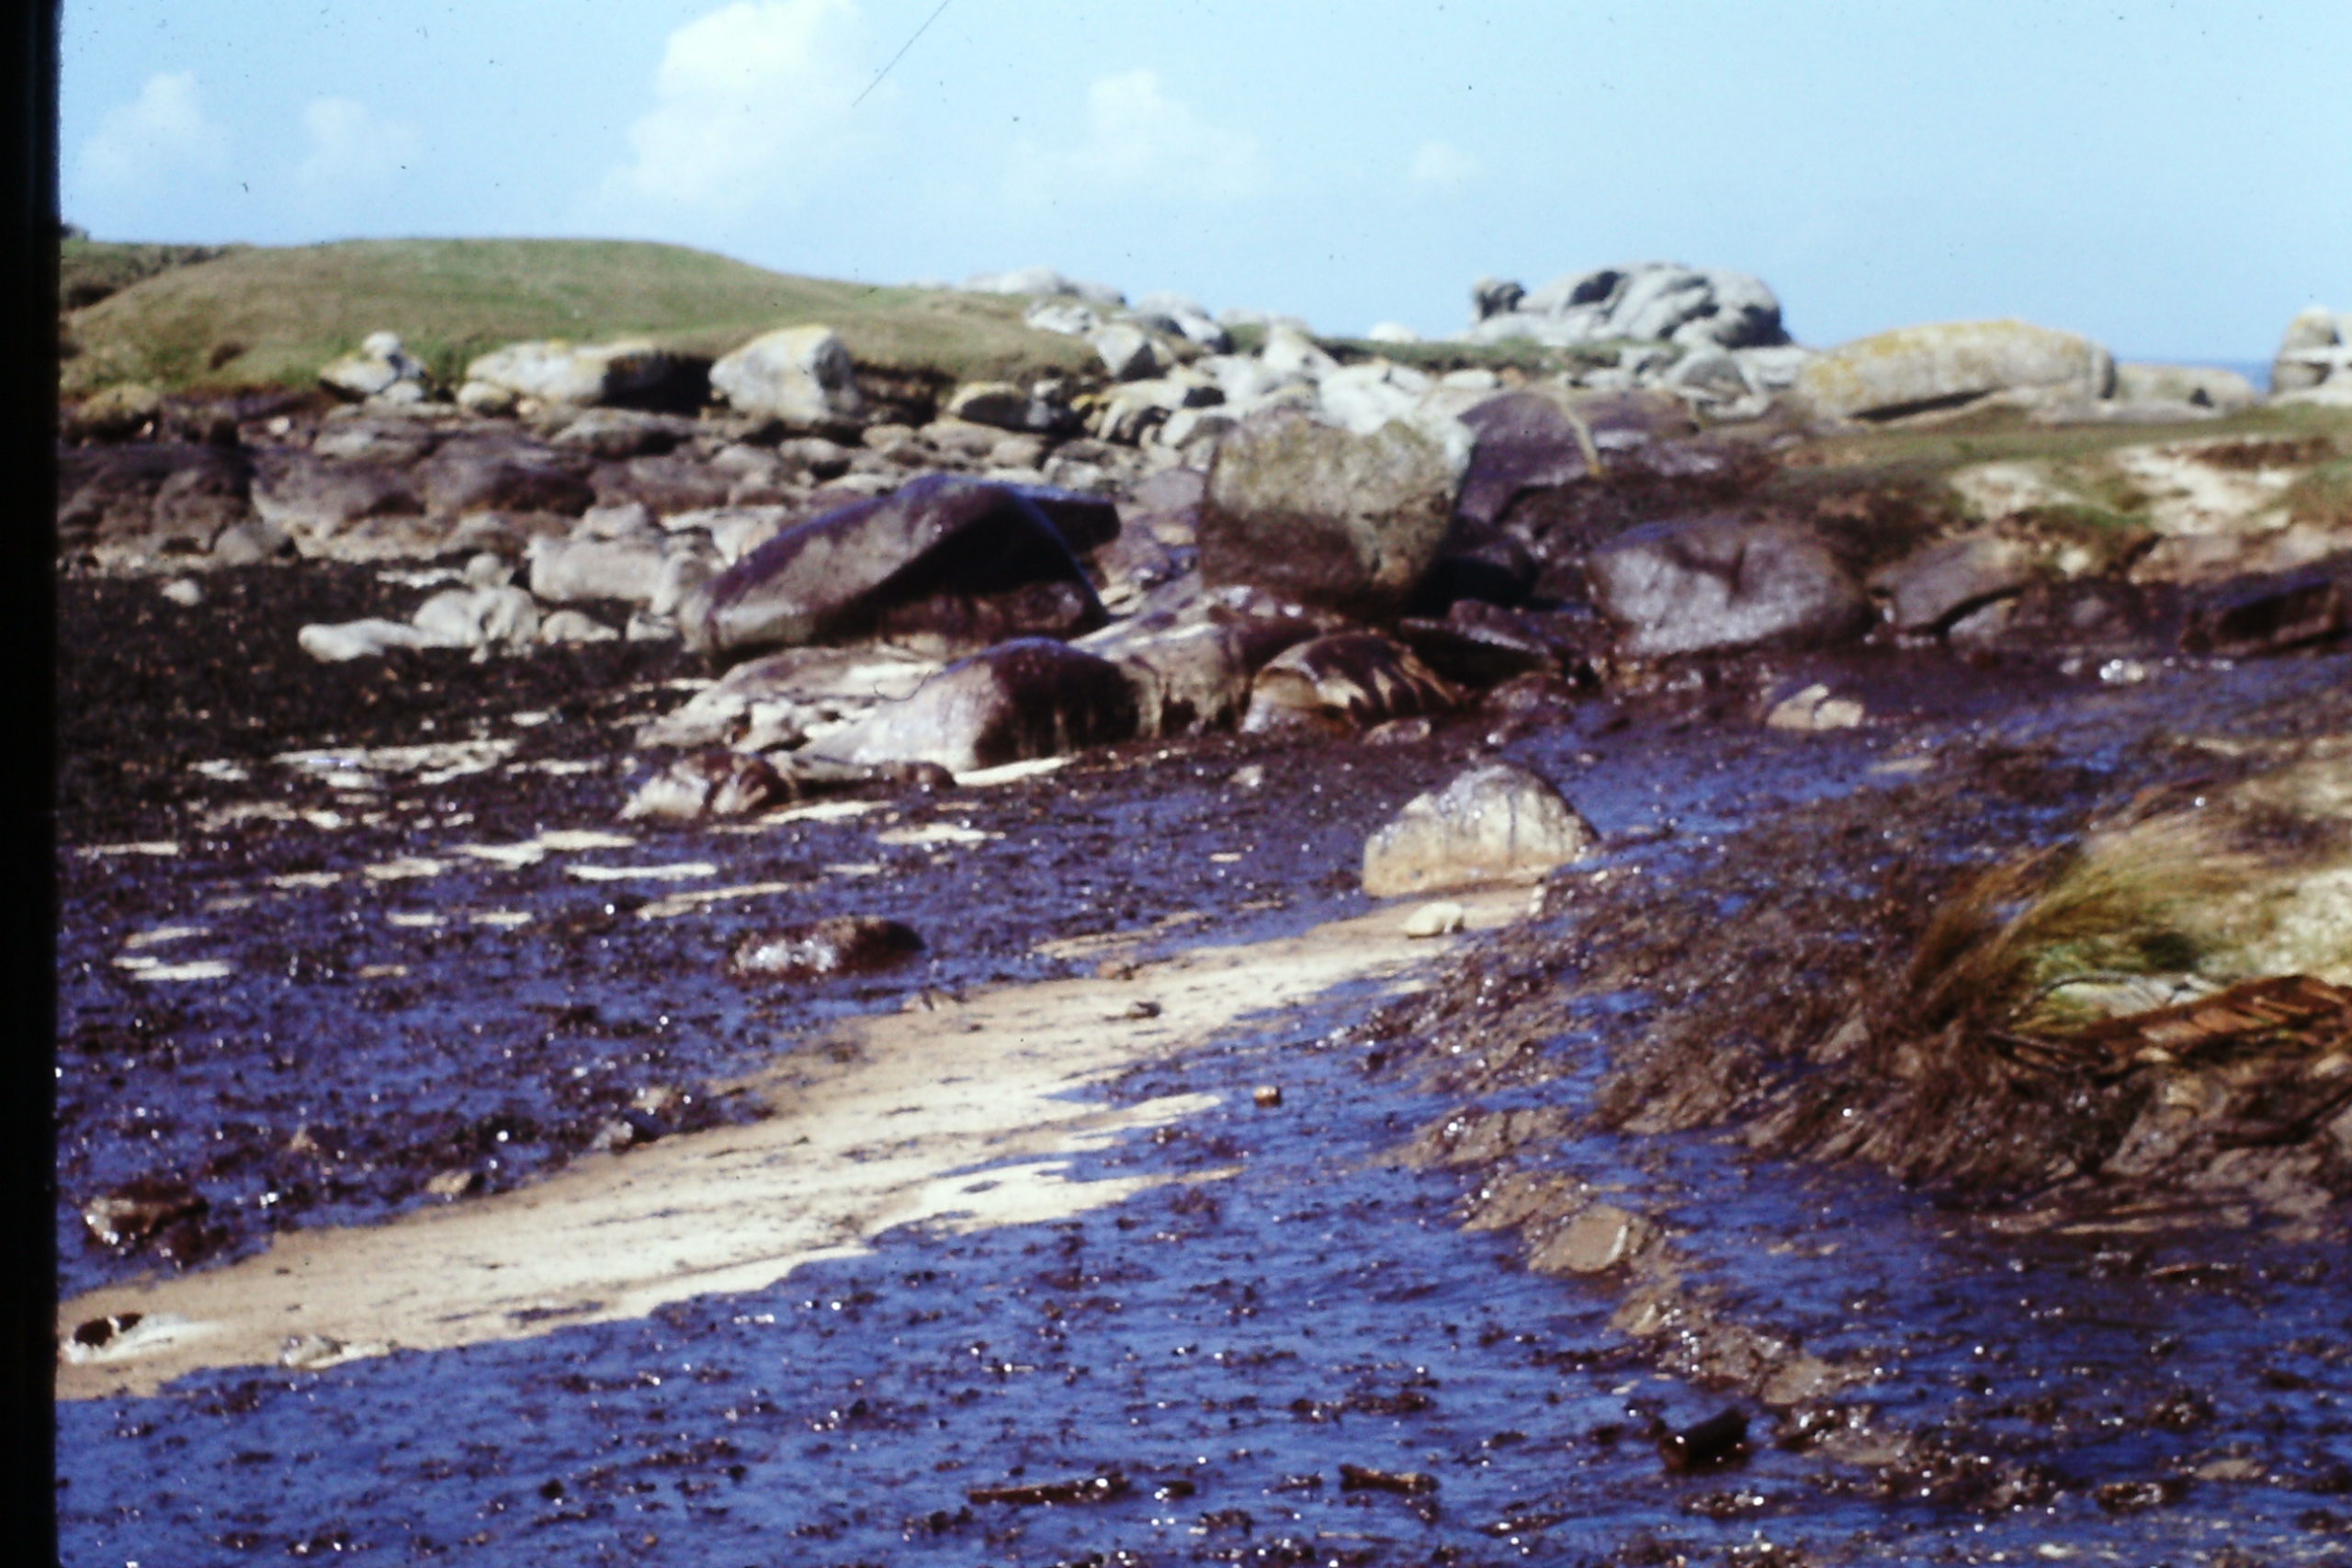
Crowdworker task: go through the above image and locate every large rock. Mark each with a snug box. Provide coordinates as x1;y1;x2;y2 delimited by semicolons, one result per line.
1869;534;2038;634
2271;306;2352;396
1589;515;1870;657
1795;320;2115;422
461;339;706;411
419;437;595;517
810;638;1139;773
249;452;425;550
1091;322;1172;383
684;475;1111;662
590;452;736;515
1199;406;1458;620
2112;363;2259;413
1240;632;1462;734
709;325;865;426
1362;763;1596;897
56;443;256;564
1467;263;1789;351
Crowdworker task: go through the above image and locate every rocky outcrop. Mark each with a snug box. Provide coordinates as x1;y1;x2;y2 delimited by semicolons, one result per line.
1464;264;1790;352
2271;306;2352;401
809;638;1138;773
319;332;432;405
1361;762;1596;897
682;475;1112;663
1589;516;1870;658
962;266;1125;308
708;326;865;428
1199;406;1459;621
459;339;707;412
1795;320;2115;423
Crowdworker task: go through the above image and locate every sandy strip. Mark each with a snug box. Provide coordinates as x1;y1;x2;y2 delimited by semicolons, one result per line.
58;889;1528;1400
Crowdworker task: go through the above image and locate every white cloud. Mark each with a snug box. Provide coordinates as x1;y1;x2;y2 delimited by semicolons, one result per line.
599;0;876;217
1407;140;1481;192
79;71;228;188
1008;69;1266;205
297;98;422;189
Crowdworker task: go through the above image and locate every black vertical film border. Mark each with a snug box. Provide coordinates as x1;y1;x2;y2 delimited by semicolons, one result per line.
6;2;61;1560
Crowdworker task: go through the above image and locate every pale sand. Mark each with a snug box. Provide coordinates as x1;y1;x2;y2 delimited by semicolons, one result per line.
58;888;1532;1400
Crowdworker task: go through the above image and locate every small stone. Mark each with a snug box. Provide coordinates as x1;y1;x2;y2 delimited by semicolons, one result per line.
1765;683;1865;732
1231;765;1265;791
82;1179;206;1249
1253;1085;1284;1109
1120;998;1163;1021
729;917;924;982
1402;900;1467;938
159;578;203;607
424;1168;482;1200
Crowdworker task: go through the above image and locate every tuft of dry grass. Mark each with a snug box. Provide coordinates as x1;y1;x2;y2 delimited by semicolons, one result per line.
1898;812;2263;1036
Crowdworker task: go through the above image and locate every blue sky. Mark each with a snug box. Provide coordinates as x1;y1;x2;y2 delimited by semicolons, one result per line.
61;1;2352;360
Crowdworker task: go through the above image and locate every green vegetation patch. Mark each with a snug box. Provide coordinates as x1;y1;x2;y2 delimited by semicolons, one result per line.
60;238;245;312
61;238;1094;398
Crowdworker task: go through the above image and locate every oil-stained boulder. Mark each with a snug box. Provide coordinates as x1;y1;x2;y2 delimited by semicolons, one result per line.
1362;762;1597;898
638;645;939;752
1199;405;1457;621
1100;622;1276;738
420;437;596;518
2180;564;2349;659
683;475;1110;662
1240;631;1464;735
1868;533;2038;635
1589;515;1870;658
809;638;1138;773
729;917;922;982
622;751;791;820
1395;601;1597;689
249;452;425;550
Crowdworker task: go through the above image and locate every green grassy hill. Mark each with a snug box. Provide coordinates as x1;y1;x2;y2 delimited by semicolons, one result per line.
59;237;1094;398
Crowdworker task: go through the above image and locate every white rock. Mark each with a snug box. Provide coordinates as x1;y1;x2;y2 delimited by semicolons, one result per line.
709;325;865;425
411;585;541;651
539;609;619;644
1362;763;1597;898
1401;900;1467;938
1091;322;1171;382
1365;321;1423;345
1261;325;1338;381
298;619;431;662
1766;683;1866;732
1023;299;1103;337
463;338;687;409
1795;320;2115;422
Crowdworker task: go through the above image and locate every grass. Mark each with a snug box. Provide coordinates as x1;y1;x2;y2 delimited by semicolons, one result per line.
1797;398;2352;479
59;237;1095;399
2284;457;2352;531
59;237;244;310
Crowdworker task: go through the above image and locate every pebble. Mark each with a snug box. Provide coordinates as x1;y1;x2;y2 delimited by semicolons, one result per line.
1402;900;1467;938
